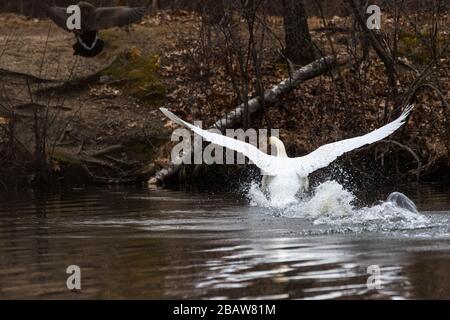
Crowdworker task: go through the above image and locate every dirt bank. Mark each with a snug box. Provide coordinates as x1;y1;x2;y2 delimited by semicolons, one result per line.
0;12;195;187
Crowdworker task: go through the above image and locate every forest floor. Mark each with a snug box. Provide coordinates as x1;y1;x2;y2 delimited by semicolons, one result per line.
0;11;448;188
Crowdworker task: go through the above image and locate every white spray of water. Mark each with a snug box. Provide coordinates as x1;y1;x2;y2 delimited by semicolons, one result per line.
248;180;431;232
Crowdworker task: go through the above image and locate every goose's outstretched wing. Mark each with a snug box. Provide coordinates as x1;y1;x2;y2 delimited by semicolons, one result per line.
295;105;414;176
45;6;70;31
94;7;147;30
160;108;281;174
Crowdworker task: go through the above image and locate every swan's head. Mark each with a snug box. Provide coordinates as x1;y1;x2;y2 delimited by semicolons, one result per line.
269;136;287;158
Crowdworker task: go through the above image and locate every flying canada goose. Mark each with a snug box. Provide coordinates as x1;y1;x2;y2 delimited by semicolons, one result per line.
160;105;414;205
45;1;147;57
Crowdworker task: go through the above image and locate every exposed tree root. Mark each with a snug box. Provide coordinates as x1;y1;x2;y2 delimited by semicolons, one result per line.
54;143;156;185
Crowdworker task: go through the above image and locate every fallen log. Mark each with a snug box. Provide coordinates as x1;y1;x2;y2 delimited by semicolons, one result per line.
149;55;349;186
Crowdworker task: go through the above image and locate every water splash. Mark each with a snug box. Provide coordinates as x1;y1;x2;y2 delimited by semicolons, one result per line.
387;192;418;213
248;180;431;232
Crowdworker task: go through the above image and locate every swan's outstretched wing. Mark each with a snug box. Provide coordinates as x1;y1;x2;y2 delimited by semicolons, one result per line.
160;108;281;174
295;105;414;176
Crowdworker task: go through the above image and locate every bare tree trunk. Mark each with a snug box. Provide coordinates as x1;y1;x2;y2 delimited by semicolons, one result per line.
281;0;315;65
346;0;401;117
152;0;159;13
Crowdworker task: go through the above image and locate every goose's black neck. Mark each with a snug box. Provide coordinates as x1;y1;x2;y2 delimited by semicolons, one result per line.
78;30;98;44
73;31;104;58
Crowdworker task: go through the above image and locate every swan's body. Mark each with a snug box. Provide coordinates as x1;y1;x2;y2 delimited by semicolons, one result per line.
160;105;414;204
262;174;307;206
261;136;309;205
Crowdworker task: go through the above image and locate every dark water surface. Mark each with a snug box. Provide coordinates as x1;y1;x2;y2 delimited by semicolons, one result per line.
0;183;449;299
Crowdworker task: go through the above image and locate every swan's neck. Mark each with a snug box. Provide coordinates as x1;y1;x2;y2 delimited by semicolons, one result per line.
269;136;287;158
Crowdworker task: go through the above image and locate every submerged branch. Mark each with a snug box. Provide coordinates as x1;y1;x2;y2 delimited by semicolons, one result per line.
380;139;422;180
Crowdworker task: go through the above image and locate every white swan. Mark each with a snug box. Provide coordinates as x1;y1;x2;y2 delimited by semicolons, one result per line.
160;105;414;205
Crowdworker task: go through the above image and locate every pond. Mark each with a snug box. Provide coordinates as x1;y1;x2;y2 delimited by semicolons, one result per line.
0;181;449;299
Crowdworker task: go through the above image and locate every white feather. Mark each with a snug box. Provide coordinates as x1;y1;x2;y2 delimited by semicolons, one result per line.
294;104;414;176
160;108;279;175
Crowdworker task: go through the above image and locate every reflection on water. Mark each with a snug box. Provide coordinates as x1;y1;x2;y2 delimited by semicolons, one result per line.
0;183;449;299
